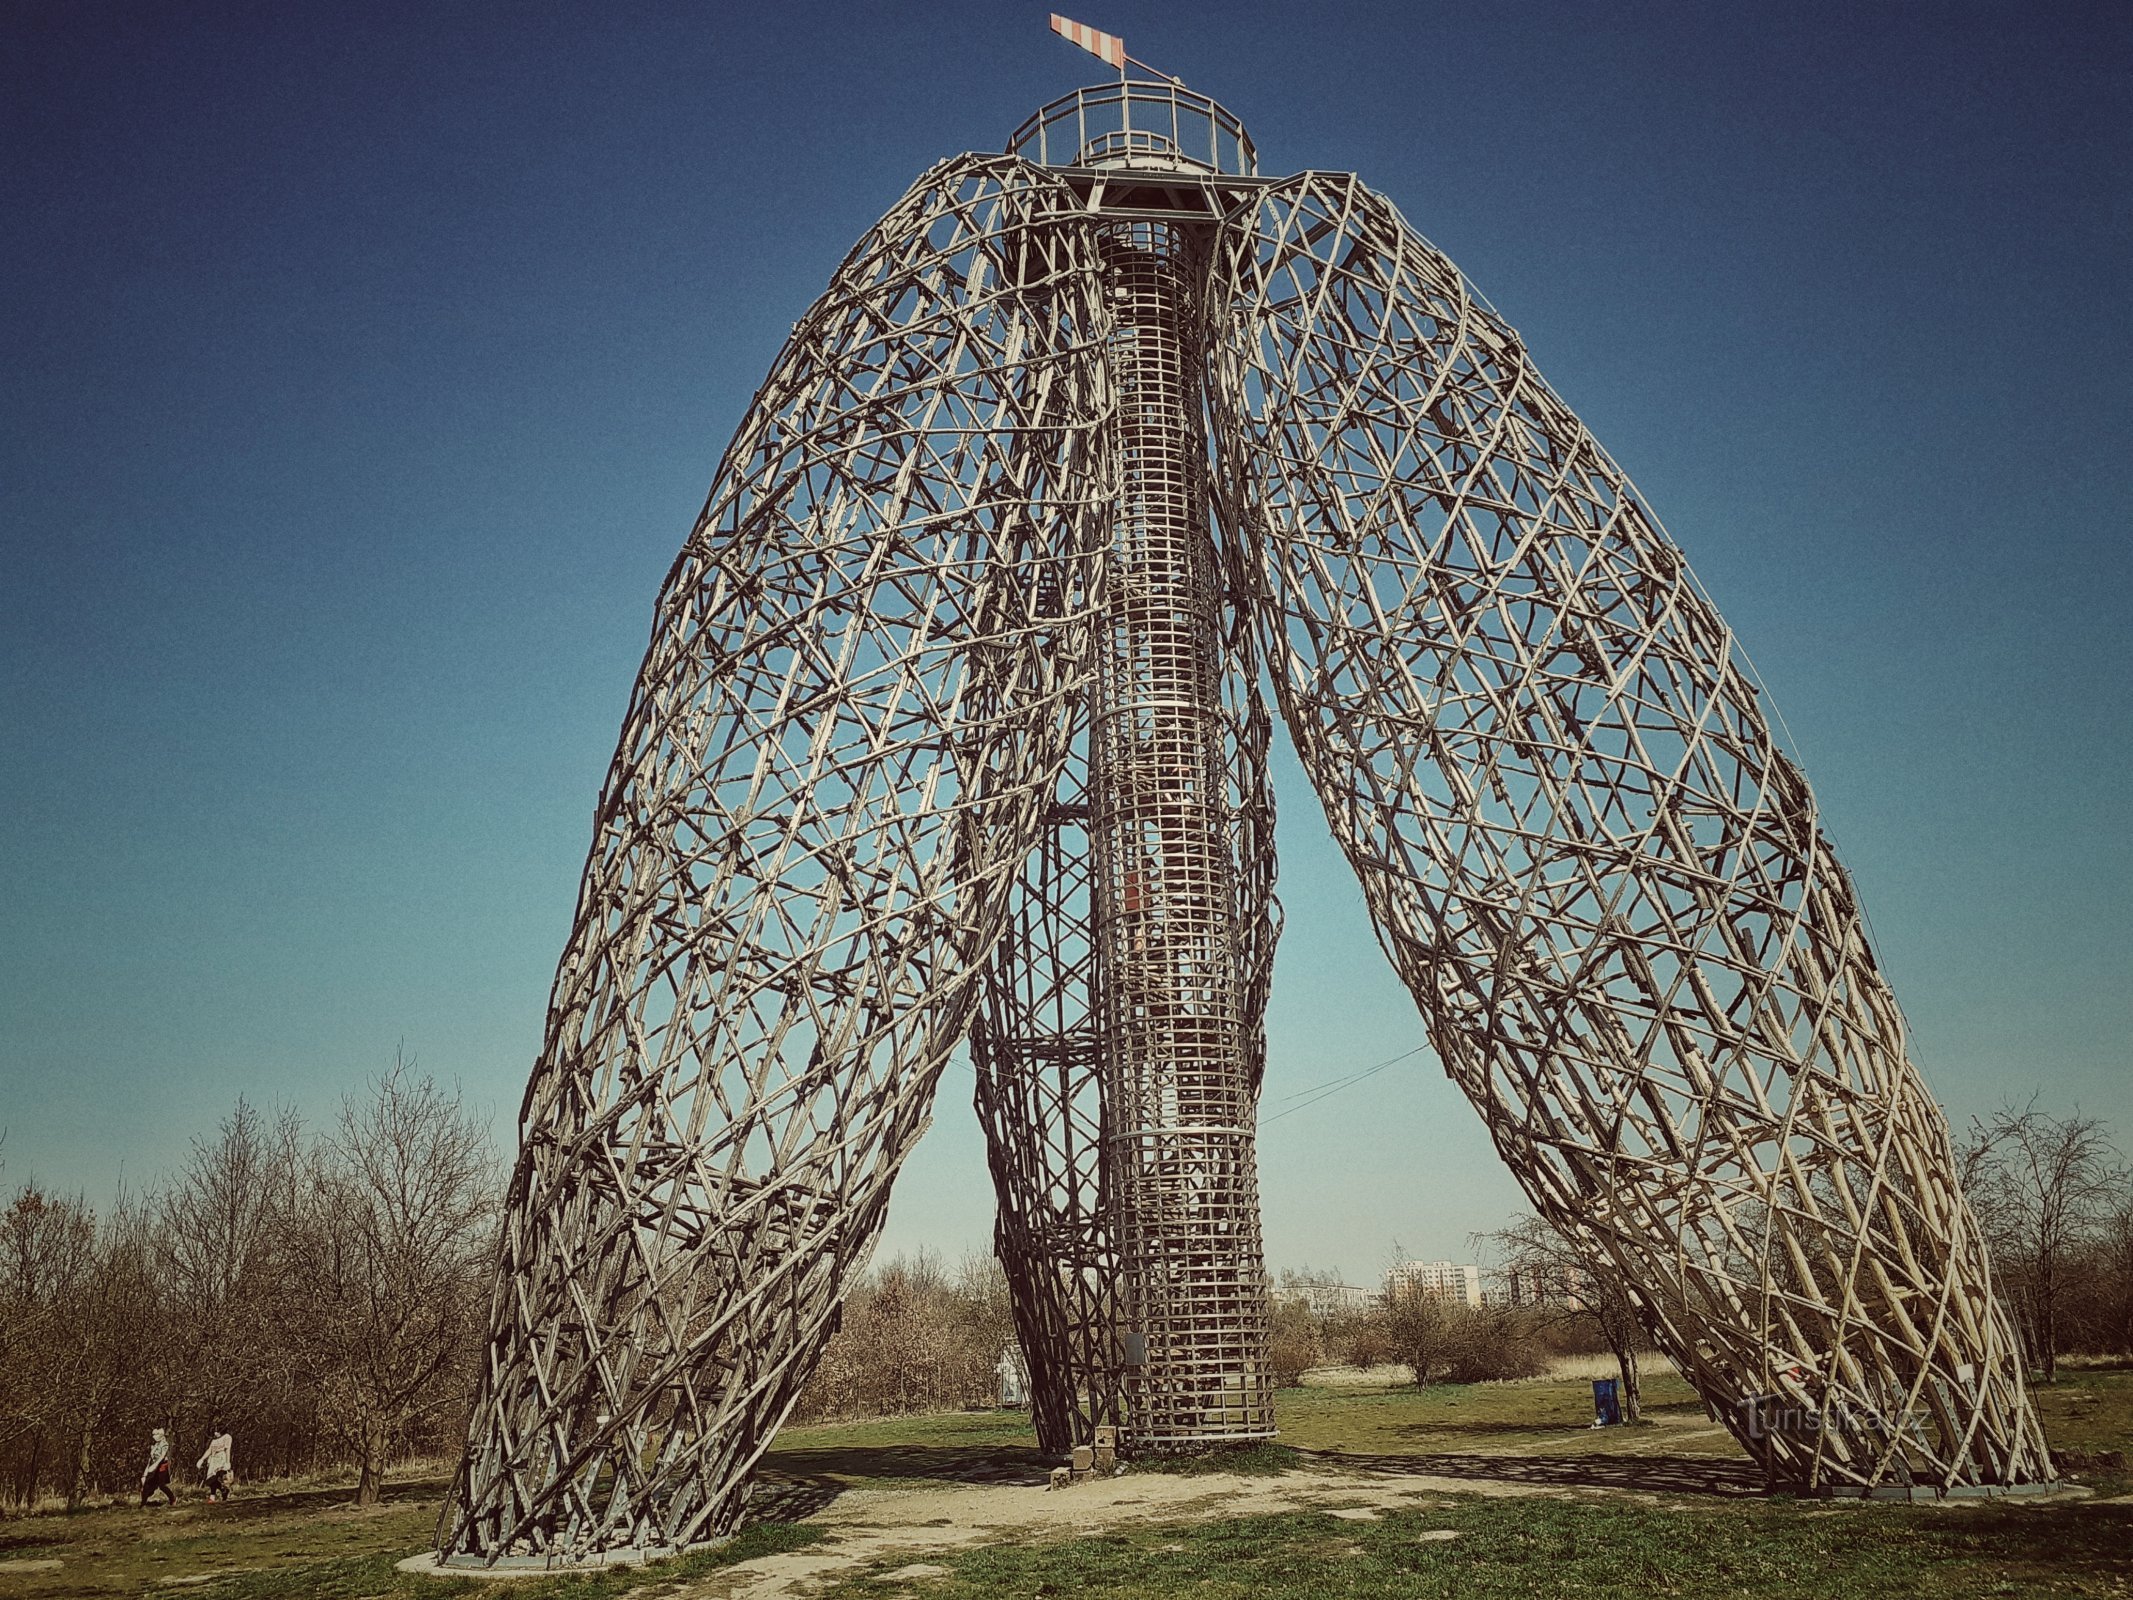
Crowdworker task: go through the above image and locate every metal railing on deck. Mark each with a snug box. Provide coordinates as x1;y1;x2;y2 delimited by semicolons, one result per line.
1009;81;1257;176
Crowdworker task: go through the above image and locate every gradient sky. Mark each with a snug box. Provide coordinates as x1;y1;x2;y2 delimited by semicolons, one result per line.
4;0;2128;1286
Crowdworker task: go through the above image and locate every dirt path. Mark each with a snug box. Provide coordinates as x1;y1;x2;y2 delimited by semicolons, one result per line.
691;1466;1548;1598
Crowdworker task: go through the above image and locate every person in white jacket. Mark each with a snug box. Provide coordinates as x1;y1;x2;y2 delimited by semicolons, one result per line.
139;1428;175;1505
197;1426;234;1502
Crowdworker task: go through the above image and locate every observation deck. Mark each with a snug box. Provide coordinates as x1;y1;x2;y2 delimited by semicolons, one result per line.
1008;83;1267;221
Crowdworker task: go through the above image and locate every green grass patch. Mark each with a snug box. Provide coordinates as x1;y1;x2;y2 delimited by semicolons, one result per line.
762;1405;1050;1496
0;1473;824;1600
1129;1444;1307;1477
0;1477;445;1599
1270;1369;1724;1456
183;1519;827;1600
817;1494;2133;1600
6;1367;2127;1598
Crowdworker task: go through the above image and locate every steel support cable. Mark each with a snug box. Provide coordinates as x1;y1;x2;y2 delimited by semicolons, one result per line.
1258;1043;1428;1125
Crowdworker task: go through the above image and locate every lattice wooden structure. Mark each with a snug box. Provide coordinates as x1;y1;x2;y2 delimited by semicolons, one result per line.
439;82;2050;1567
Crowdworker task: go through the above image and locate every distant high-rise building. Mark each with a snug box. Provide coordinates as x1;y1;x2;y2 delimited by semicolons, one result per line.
1278;1278;1374;1318
1504;1263;1588;1312
1385;1260;1482;1309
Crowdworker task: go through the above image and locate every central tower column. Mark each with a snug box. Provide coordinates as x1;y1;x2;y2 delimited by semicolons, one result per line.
1091;215;1273;1447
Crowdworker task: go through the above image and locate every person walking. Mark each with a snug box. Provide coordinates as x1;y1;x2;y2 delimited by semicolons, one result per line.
197;1426;234;1502
139;1428;176;1505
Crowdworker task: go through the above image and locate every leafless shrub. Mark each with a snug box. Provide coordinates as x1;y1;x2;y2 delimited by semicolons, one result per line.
1266;1293;1320;1387
1481;1213;1650;1419
1384;1287;1548;1387
1275;1266;1388;1371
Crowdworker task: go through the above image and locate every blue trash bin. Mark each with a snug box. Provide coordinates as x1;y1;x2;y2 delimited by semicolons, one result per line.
1592;1376;1622;1426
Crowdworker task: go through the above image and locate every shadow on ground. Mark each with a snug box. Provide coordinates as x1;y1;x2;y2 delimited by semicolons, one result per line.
751;1440;1055;1527
177;1475;445;1521
1378;1420;1609;1441
1298;1445;1769;1498
755;1429;1767;1511
0;1474;443;1533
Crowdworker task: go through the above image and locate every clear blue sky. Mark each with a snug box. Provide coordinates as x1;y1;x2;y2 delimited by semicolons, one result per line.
3;1;2128;1284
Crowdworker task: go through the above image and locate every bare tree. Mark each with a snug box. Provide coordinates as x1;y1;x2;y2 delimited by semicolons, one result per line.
0;1185;96;1504
158;1099;304;1451
269;1055;497;1504
951;1251;1018;1387
2098;1175;2133;1357
1484;1214;1648;1421
36;1189;164;1507
1961;1100;2123;1383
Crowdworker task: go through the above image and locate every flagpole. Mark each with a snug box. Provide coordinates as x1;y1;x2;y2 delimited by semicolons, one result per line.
1124;53;1182;87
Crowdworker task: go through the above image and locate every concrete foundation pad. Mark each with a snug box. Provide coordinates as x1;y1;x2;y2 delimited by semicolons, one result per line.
396;1538;728;1579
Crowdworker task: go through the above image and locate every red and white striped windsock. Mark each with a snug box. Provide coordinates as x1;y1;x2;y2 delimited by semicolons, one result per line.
1049;14;1126;70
